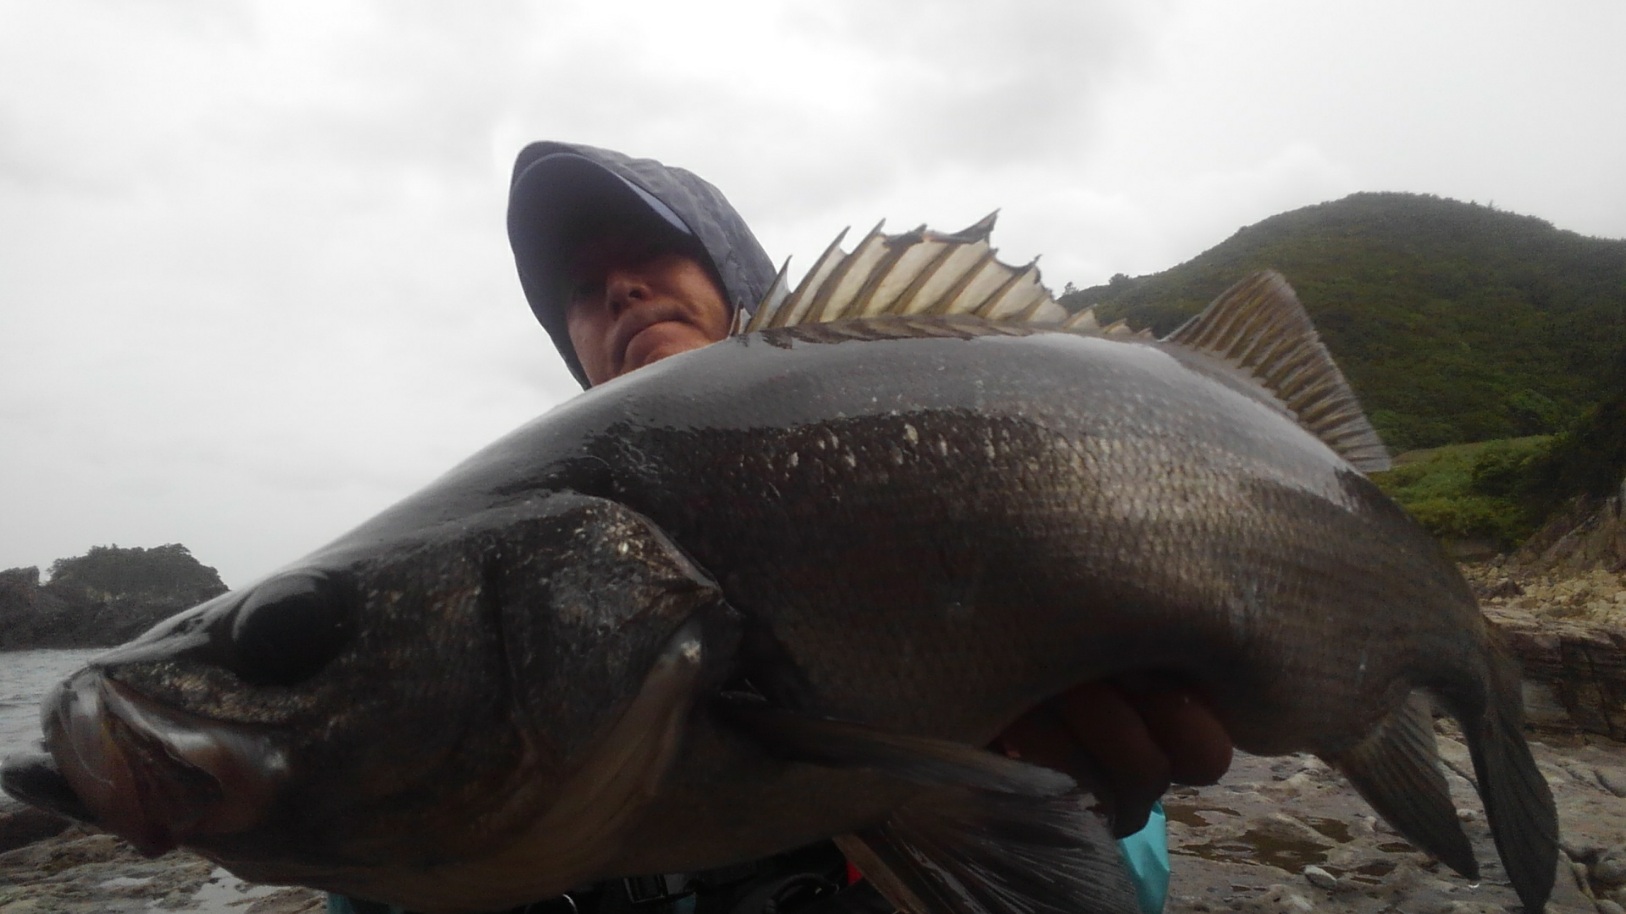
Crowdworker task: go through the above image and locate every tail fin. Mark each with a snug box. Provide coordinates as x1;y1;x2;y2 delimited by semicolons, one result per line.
1465;651;1559;912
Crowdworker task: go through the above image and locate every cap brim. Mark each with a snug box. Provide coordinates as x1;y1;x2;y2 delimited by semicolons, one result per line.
510;153;693;272
508;153;698;386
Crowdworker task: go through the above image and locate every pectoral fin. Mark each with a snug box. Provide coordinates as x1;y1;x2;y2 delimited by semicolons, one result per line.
721;704;1141;914
838;790;1140;914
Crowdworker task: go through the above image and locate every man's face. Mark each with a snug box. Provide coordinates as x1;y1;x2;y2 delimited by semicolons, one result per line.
562;226;732;387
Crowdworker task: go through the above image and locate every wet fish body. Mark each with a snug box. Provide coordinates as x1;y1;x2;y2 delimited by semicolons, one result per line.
1;261;1557;913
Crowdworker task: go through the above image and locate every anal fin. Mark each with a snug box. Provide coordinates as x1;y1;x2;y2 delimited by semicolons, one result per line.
1331;694;1477;880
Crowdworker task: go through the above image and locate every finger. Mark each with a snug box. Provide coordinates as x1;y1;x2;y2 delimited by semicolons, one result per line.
996;707;1111;788
1130;687;1234;786
995;707;1074;769
1051;682;1170;838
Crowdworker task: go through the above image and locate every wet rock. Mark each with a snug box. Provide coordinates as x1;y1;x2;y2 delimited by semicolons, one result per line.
0;825;323;914
1599;766;1626;798
0;800;71;853
1524;679;1578;729
1594;848;1626;888
1246;885;1314;912
1484;602;1626;740
1565;839;1605;865
1159;728;1626;913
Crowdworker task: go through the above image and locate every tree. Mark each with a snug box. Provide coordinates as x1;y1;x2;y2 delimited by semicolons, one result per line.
47;544;226;603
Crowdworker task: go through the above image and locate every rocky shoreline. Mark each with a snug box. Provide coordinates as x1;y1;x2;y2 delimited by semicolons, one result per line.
3;563;1624;914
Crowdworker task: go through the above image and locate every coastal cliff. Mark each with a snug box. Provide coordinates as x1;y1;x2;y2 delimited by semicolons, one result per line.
0;545;227;650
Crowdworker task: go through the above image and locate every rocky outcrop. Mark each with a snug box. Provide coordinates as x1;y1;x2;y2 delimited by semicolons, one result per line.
0;567;73;649
1468;565;1626;741
1517;478;1626;575
0;545;227;650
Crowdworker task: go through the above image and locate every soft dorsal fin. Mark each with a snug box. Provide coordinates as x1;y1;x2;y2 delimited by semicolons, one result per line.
745;214;1072;332
1165;271;1390;472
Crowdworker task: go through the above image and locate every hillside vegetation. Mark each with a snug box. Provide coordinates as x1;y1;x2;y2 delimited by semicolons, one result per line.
1371;436;1553;550
1367;375;1626;554
1062;192;1626;452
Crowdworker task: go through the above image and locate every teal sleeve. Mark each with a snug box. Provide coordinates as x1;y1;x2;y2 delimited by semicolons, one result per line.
327;895;405;914
1115;803;1170;914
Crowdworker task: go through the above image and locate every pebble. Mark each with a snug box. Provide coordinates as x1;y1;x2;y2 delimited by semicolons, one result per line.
1597;899;1626;914
1252;885;1315;912
1599;767;1626;799
1594;849;1626;888
1565;839;1605;864
1252;813;1336;849
1302;865;1338;890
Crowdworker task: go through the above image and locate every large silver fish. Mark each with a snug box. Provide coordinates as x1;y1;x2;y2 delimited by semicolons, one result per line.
1;222;1557;914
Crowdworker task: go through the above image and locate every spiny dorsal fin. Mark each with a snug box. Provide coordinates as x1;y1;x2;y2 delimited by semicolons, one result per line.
745;214;1072;332
754;226;856;330
1165;271;1390;472
747;226;1385;473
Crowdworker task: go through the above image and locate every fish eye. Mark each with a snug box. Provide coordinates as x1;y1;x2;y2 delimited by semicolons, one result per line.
226;571;354;687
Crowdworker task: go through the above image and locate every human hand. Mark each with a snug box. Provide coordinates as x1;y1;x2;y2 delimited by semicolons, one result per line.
995;677;1233;838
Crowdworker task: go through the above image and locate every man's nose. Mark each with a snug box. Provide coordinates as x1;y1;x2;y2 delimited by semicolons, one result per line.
604;266;651;313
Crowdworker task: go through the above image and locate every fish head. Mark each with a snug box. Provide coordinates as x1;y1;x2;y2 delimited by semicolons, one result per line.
1;492;729;908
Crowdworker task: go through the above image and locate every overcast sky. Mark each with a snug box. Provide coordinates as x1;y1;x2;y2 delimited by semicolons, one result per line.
3;0;1623;589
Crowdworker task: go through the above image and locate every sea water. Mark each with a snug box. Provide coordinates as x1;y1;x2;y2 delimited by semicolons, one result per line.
0;647;104;760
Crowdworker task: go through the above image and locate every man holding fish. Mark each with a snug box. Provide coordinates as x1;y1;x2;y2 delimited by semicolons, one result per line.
335;141;1232;914
4;140;1555;914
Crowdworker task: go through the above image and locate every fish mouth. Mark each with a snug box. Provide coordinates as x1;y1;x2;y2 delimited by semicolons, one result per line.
1;671;289;857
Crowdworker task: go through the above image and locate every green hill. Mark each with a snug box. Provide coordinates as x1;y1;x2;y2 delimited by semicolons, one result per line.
1061;192;1626;451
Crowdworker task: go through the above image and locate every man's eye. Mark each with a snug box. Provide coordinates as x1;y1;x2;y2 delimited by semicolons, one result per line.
568;279;602;302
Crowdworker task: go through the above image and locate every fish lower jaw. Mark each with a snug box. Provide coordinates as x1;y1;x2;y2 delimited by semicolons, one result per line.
45;672;289;855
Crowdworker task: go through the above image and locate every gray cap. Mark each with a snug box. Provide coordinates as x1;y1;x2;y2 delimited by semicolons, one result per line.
507;142;774;387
